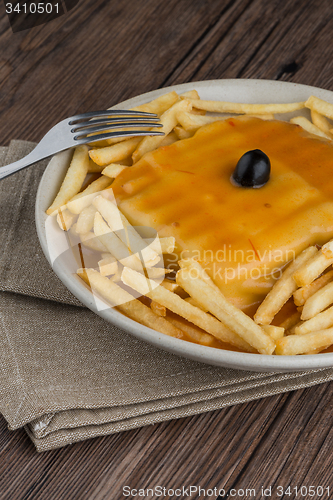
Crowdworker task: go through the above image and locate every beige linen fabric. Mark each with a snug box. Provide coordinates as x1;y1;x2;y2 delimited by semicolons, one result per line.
0;140;333;452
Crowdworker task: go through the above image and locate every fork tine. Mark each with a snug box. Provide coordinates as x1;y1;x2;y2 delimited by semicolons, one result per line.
74;122;163;138
69;110;158;124
74;130;164;145
72;116;161;131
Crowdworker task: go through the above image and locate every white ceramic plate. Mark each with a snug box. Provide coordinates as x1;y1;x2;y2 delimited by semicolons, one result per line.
36;79;333;372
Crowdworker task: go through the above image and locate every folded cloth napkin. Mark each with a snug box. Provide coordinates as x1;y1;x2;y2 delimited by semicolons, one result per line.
1;141;333;452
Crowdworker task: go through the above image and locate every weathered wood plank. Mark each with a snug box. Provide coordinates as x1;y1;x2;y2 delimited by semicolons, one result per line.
168;0;333;90
0;394;285;499
1;384;331;499
221;383;333;495
0;0;237;145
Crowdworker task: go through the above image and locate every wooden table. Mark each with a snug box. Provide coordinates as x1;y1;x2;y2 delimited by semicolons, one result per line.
1;0;333;498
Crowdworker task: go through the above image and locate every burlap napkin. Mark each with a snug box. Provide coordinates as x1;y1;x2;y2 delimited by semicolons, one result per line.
1;141;333;452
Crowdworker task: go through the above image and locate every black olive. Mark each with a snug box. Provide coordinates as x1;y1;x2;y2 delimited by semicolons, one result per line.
232;149;271;187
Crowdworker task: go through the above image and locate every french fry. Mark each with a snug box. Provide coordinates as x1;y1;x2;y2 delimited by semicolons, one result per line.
295;305;333;335
79;172;104;191
151;301;166;317
293;270;333;306
184;297;209;312
177;111;230;132
304;348;324;355
290;116;331;140
158;131;179;148
104;135;136;147
176;259;275;354
89;137;141;166
180;90;206;115
93;195;159;266
160;280;182;293
191;109;206;116
98;254;118;277
262;325;285;341
111;264;169;280
254;246;318;325
105;92;180;146
121;267;255;352
310;109;332;134
179;257;234;302
178;258;224;293
187;99;305;115
132;99;192;163
87;139;112;148
93;212;143;270
76;205;97;234
102;164;128;178
131;91;179;115
46;145;90;215
167;316;216;346
178;268;274;355
144;267;171;279
175;262;274;354
293;240;333;287
173;126;193;140
80;231;108;252
67;175;112;214
77;268;184;338
275;328;333;355
180;90;200;100
56;208;76;231
305;95;333;121
322;239;333;258
101;252;112;259
301;281;333;320
247;114;275;120
144;236;176;254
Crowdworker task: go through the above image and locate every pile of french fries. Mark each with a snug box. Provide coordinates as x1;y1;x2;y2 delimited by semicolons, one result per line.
46;89;333;356
254;241;333;355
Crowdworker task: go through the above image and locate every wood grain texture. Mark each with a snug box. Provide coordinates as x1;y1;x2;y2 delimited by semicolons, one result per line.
0;0;333;498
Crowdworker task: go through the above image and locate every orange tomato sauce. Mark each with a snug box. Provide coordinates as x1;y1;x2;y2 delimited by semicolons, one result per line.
112;117;333;310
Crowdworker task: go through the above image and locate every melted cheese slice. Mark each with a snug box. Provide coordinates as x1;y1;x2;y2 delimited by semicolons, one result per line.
111;117;333;309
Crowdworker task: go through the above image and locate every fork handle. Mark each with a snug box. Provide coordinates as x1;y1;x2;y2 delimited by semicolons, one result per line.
0;147;47;181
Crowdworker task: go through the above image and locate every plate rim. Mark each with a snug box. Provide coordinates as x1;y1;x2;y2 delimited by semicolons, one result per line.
35;78;333;372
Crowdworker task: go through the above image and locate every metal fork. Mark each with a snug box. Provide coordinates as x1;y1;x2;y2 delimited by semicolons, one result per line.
0;110;164;181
